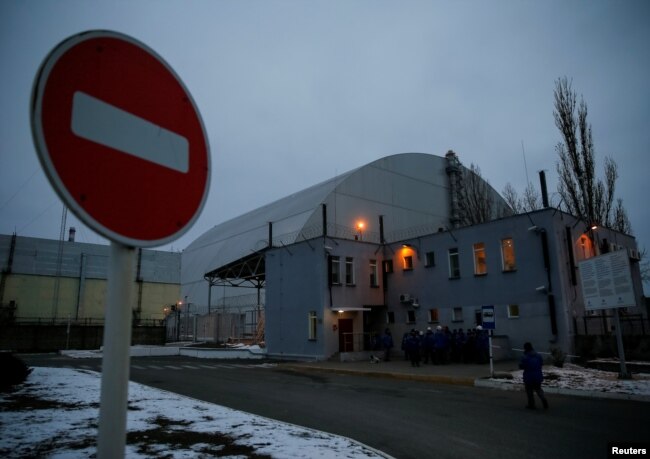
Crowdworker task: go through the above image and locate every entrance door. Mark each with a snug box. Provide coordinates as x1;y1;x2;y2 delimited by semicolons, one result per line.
338;318;354;352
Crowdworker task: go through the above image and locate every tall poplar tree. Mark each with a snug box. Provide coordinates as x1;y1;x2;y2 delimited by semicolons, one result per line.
554;77;631;234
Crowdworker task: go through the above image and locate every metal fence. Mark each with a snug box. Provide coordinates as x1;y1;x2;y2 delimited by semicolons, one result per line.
6;316;164;327
576;313;648;336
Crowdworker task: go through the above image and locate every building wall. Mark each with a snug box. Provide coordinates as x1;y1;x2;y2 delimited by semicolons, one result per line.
262;209;645;361
265;241;328;359
324;239;386;358
0;235;180;322
384;213;559;354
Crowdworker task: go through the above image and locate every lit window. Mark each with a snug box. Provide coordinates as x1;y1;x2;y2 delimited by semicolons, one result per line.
452;307;463;322
507;304;520;319
425;251;435;267
407;310;416;323
501;238;516;272
577;235;595;260
308;311;318;340
473;242;487;275
330;256;340;284
369;259;378;287
448;248;460;278
403;255;413;270
428;308;439;323
345;257;355;285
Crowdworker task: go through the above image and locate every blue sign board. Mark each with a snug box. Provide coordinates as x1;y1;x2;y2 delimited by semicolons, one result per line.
481;305;495;330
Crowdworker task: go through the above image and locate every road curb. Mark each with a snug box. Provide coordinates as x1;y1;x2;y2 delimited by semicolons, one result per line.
283;364;650;402
474;378;650;403
283;364;476;386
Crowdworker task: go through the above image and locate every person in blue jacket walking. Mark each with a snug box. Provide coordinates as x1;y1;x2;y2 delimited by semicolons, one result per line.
519;342;549;410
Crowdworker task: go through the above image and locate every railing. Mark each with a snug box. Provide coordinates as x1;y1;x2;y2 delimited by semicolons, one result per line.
266;221;446;249
9;317;164;327
576;313;648;336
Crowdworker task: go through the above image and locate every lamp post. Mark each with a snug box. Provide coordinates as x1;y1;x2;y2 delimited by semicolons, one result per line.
176;301;181;342
356;221;365;241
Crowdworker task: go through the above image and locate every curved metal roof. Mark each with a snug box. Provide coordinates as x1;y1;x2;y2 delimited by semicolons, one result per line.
181;152;506;306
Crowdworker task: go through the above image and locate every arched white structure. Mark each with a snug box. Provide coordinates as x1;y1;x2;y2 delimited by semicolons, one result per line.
181;152;507;309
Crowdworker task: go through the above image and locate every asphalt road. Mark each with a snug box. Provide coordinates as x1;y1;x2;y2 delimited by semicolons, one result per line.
22;354;649;459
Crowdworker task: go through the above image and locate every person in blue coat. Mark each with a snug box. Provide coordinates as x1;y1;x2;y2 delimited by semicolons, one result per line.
406;330;421;367
519;342;549;410
381;329;394;361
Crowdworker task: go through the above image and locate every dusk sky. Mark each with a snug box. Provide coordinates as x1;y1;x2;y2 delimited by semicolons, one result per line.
1;2;649;276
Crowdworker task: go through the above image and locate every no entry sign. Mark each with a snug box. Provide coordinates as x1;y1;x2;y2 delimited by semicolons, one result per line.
31;30;210;247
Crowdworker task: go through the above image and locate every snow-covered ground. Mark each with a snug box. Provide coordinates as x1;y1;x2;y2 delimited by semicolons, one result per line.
487;362;650;400
0;367;390;458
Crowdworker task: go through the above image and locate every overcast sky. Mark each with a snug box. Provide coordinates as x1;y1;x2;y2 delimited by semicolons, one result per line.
1;1;649;263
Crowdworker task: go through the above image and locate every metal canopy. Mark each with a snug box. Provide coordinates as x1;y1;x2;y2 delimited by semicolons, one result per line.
204;251;265;289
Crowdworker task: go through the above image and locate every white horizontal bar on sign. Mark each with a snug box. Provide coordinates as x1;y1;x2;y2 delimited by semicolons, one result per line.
71;91;189;173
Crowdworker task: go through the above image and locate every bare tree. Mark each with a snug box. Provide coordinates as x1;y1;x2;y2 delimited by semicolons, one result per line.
502;182;541;214
639;248;649;285
554;77;631;233
613;198;632;234
458;163;512;224
459;163;493;225
502;182;522;214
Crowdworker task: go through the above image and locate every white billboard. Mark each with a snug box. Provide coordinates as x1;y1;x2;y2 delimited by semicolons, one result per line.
579;250;636;310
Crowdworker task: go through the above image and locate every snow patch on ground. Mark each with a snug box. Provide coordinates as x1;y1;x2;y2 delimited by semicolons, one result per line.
0;367;389;458
493;363;650;396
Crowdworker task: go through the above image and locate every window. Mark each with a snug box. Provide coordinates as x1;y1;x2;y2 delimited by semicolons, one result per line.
383;259;394;273
452;307;463;322
448;248;460;278
473;242;487;275
501;238;516;272
403;255;413;270
387;311;395;324
425;251;435;267
308;311;318;340
330;256;341;284
406;310;416;323
577;235;595;260
369;259;378;287
345;257;355;285
507;304;520;319
428;308;439;323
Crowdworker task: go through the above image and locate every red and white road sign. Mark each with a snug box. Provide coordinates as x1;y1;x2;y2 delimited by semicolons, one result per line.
31;30;210;247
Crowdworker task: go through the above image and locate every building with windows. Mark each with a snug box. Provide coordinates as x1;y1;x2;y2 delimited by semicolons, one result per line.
181;152;645;359
268;207;644;360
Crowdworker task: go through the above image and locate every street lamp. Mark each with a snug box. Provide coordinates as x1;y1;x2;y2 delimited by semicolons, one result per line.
356;221;365;240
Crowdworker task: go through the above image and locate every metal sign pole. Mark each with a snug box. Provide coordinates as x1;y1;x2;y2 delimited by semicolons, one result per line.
612;308;630;379
97;242;136;458
489;329;494;378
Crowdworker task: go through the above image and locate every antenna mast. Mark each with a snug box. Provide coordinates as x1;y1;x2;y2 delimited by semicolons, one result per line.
521;140;530;186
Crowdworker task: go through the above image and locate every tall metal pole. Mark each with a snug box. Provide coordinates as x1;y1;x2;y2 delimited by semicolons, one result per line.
612;308;630;379
488;329;494;378
207;282;212;315
97;242;135;458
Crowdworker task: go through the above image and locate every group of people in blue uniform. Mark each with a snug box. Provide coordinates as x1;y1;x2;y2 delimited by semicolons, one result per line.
374;325;490;367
